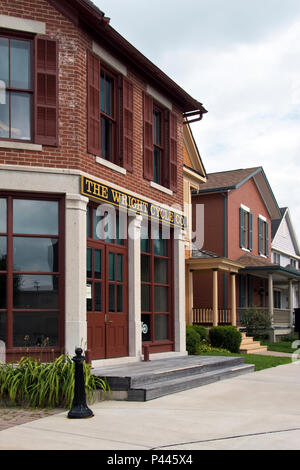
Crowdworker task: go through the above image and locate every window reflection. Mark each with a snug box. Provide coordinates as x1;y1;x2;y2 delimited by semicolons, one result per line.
13;274;59;309
11;92;31;140
0;199;7;233
0;237;6;270
13;200;58;235
13;311;58;347
13;238;59;272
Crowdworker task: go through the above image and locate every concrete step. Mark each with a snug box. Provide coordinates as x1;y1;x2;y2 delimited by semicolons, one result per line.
240;341;266;350
128;364;255;401
93;356;255;402
240;346;268;354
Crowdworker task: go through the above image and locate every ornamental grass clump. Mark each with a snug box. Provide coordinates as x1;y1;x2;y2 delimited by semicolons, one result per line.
0;355;109;409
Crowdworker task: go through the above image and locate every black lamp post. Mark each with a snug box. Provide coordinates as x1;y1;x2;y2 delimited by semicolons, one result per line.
68;348;94;419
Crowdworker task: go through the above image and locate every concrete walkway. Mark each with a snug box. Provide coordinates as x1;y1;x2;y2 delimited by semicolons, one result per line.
0;362;300;450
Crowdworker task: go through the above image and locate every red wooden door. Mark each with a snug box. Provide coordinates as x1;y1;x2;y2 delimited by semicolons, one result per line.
87;241;128;360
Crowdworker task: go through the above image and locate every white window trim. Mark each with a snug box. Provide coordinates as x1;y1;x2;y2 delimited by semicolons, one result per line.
150;180;173;196
240;204;250;212
146;85;172;111
95;156;127;175
92;41;127;76
259;214;267;222
0;141;42;152
0;15;46;34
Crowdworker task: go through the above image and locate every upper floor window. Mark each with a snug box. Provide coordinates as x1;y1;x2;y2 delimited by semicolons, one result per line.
143;92;177;191
100;69;116;162
0;32;58;146
153;106;164;185
240;207;253;251
290;258;297;269
273;252;281;265
258;216;269;257
0;36;32;141
87;51;134;172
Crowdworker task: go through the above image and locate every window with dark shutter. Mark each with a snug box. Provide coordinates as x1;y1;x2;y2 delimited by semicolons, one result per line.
35;37;58;146
122;78;133;172
143;92;154;180
87;50;100;156
0;33;33;142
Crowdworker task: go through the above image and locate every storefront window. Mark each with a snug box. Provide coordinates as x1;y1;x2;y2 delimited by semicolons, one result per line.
0;196;62;354
0;199;7;233
141;222;172;348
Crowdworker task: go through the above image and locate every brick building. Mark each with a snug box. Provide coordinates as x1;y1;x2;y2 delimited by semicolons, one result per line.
0;0;207;363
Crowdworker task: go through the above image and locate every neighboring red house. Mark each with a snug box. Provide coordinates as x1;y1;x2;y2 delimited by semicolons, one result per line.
187;167;298;341
0;0;207;363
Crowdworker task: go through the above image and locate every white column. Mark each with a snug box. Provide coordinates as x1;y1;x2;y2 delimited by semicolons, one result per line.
268;273;274;326
188;269;194;326
289;279;294;328
174;229;186;353
128;214;142;358
230;273;237;327
64;194;89;357
213;269;219;327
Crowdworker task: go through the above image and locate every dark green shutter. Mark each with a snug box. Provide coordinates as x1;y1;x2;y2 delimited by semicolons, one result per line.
249;212;253;251
258;218;262;254
240;208;244;248
266;221;269;257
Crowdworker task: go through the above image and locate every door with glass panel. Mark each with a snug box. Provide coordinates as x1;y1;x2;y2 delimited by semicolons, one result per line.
87;242;128;360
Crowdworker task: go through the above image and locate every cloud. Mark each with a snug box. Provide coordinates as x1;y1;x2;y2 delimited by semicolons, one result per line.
93;0;300;236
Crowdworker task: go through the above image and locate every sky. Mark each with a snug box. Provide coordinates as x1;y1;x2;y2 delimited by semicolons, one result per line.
94;0;300;242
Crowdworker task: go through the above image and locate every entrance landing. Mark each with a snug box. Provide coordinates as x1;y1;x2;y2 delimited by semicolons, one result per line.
92;355;254;401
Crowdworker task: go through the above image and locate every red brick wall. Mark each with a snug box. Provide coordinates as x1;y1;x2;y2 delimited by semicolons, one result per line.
192;192;225;256
227;178;271;260
0;0;184;209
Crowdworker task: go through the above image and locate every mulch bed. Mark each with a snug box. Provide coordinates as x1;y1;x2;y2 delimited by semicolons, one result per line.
0;407;66;431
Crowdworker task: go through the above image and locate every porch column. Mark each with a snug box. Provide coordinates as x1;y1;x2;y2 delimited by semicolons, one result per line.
230;273;237;327
289;279;294;328
174;229;186;353
187;268;194;326
268;273;274;326
298;282;300;309
128;214;142;358
212;269;219;327
65;194;89;357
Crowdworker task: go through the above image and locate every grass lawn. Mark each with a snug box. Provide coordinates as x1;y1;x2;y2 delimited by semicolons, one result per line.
260;340;297;354
199;351;291;371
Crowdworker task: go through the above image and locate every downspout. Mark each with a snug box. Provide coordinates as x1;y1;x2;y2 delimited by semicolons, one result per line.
221;192;228;314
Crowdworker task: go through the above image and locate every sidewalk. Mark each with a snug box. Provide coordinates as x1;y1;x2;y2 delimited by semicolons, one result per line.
0;362;300;450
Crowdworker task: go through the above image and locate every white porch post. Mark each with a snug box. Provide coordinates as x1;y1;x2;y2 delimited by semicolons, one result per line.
268;273;274;326
65;194;89;357
174;229;186;353
289;279;294;328
230;273;237;327
188;268;194;326
128;214;142;358
213;269;219;327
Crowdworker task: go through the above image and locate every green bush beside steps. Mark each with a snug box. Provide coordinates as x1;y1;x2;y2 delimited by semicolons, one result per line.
186;325;242;355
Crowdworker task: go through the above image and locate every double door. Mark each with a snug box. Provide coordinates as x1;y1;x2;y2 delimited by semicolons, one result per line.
87;241;128;359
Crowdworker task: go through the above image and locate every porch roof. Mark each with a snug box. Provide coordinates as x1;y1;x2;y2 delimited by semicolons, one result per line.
240;264;300;282
187;249;244;273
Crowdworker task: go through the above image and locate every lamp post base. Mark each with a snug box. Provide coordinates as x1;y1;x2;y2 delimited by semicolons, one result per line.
68;405;94;419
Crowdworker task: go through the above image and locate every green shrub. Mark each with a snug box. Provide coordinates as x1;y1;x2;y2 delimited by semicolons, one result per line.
192;325;208;341
240;308;271;337
186;325;201;355
0;355;109;409
209;326;242;353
